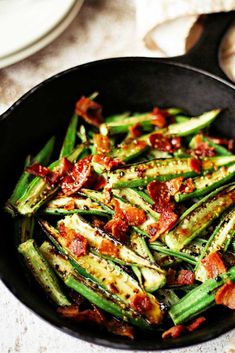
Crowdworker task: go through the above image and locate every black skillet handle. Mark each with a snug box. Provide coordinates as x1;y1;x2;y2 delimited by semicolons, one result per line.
172;11;235;84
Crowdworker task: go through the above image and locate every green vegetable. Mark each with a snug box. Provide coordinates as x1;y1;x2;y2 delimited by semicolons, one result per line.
40;241;153;329
18;239;71;306
59;114;78;158
169;266;235;324
163;183;235;250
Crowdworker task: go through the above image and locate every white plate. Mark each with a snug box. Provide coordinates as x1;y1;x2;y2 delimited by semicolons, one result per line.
0;0;83;68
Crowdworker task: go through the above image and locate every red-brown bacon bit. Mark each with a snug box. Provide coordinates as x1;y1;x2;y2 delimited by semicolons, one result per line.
162;316;206;339
58;223;88;257
162;325;185;339
128;123;143;138
215;280;235;309
201;252;227;279
147;179;180;241
151;107;168;128
187;317;206;332
188;158;201;174
106;318;134;340
104;200;129;242
130;293;153;314
75;96;104;127
61;156;92;195
166;268;176;285
93;134;110;154
93;154;125;171
179;178;195;194
26;163;60;186
58;305;134;339
124;206;147;226
207;136;235;152
69;235;89;257
104;201;146;241
98;238;119;257
176;270;195;285
189;135;216;157
149;133;181;153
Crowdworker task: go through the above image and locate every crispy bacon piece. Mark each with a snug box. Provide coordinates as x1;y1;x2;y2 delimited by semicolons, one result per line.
187;317;206;332
104;200;129;242
58;223;88;257
93;154;124;171
215;280;235;309
166;268;176;285
147;178;183;207
75;96;104;127
179;178;195;194
207;136;235;152
176;270;195;285
106;318;134;340
26;163;60;185
128;123;143;138
148;209;178;241
58;305;105;324
93;134;110;154
124;206;146;226
130;293;153;314
104;218;129;243
58;305;134;339
149;133;181;153
69;235;89;257
190;134;216;157
166;177;184;196
61;156;92;195
188;158;201;174
98;238;119;257
162;316;206;339
147;180;171;207
147;180;179;241
151;107;168;128
191;142;216;157
201;252;227;279
162;325;185;339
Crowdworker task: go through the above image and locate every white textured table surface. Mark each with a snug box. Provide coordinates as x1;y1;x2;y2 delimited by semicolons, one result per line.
0;1;234;352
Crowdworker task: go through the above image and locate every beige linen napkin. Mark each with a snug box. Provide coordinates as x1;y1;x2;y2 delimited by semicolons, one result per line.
136;0;235;81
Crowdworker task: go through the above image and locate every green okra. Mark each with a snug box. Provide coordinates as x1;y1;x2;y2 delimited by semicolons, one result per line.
40;220;163;325
107;156;235;189
163;183;235;251
18;239;71;306
169;266;235;324
40;241;153;330
175;163;235;202
59;114;78;158
14;144;86;216
195;207;235;282
9;136;55;206
166;109;221;137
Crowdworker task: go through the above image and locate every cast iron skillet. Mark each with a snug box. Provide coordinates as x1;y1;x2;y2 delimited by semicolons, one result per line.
0;12;234;351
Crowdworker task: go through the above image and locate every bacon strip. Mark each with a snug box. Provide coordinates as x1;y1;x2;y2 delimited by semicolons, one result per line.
93;134;110;154
75;96;104;127
58;223;88;257
201;252;227;279
93;154;124;171
149;133;181;152
215;280;235;309
104;200;146;242
58;305;134;339
162;316;206;339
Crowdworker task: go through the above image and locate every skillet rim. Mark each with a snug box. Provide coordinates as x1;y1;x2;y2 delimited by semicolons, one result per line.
0;56;234;350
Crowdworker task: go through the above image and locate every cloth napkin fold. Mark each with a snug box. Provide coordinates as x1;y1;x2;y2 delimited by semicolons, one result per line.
136;0;235;81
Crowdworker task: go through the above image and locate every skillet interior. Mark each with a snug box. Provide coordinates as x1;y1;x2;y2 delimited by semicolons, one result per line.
0;57;234;350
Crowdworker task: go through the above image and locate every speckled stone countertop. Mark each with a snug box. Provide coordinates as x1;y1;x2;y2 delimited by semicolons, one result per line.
0;1;234;352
